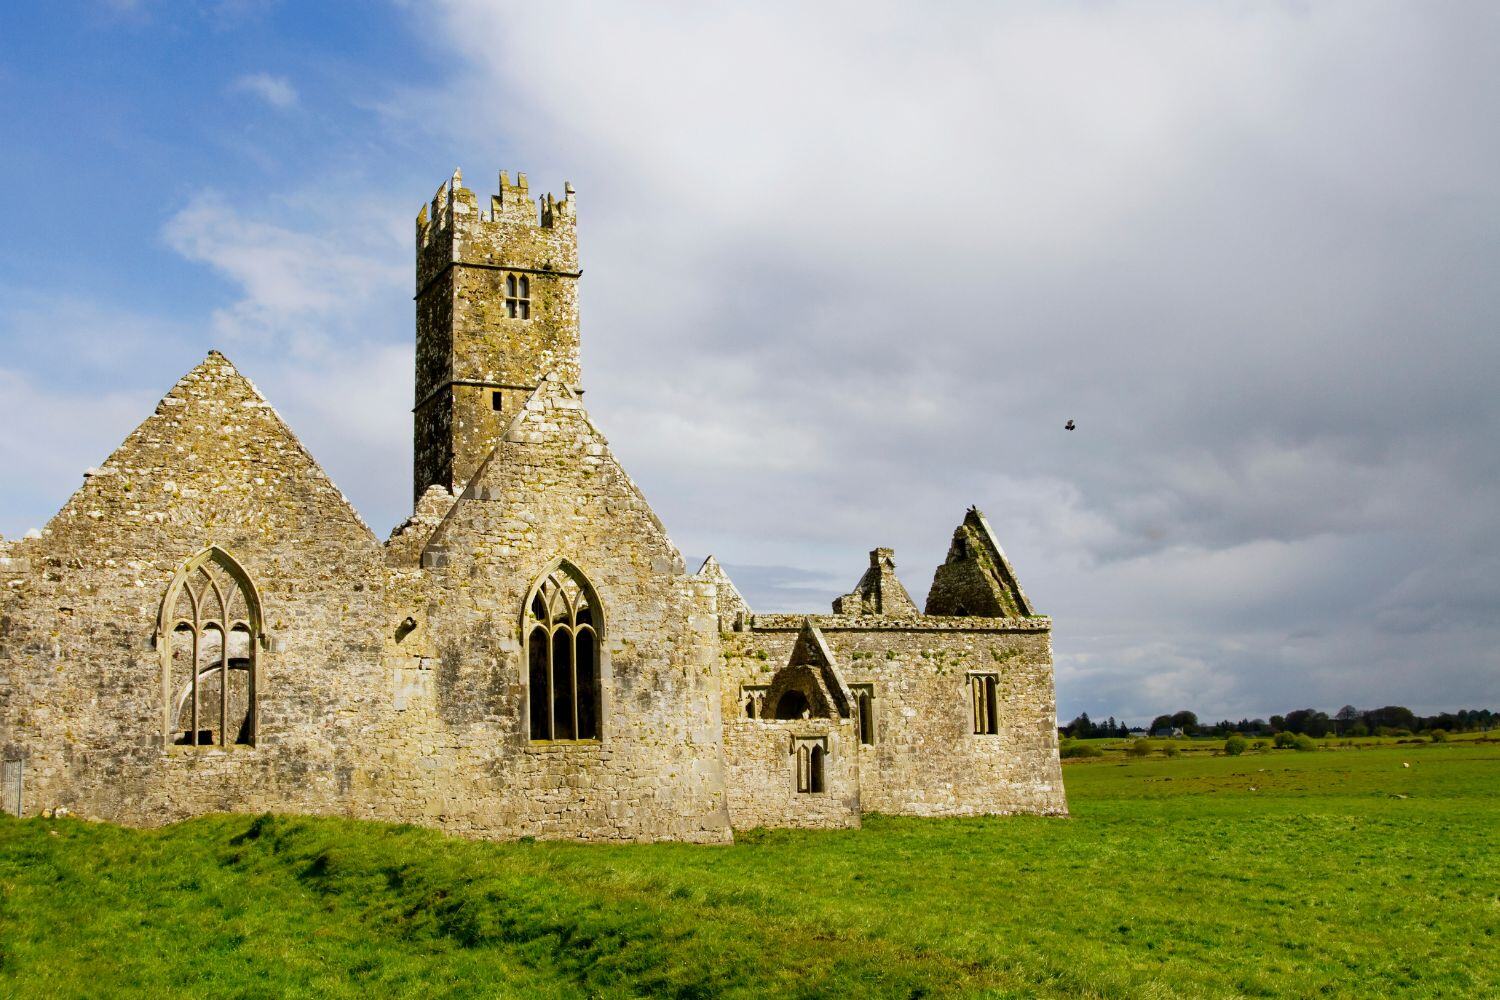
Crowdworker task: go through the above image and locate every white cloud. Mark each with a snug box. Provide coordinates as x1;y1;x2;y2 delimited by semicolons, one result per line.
231;72;298;109
153;187;416;531
161;190;406;357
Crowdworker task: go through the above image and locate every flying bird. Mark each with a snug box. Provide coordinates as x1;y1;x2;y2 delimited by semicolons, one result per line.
1064;419;1076;431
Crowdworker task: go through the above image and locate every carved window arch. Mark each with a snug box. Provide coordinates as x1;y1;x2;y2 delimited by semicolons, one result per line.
524;563;602;742
794;741;827;794
159;548;263;748
740;684;769;720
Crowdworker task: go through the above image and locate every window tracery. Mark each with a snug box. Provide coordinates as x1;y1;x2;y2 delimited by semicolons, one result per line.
525;564;601;741
161;549;261;748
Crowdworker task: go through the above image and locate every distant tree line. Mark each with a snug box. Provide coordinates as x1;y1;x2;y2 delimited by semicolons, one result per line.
1063;706;1495;739
1059;713;1133;739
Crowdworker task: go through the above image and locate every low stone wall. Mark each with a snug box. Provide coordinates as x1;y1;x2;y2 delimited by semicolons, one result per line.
722;717;859;830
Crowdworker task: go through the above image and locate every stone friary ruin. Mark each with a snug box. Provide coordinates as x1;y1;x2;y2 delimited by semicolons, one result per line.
0;170;1066;840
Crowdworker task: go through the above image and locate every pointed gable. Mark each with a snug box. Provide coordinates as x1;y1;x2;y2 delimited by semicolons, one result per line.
832;547;919;616
696;555;751;629
421;372;685;575
771;617;854;719
39;351;377;556
924;506;1035;618
385;484;459;566
760;618;855;720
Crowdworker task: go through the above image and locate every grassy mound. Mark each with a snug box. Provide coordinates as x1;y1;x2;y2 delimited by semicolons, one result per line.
1;743;1496;998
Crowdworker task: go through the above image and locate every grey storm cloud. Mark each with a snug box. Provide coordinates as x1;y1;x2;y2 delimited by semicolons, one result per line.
410;0;1500;722
3;1;1496;724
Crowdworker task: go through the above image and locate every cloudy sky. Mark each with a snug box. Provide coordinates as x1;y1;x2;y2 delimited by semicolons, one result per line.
2;1;1496;723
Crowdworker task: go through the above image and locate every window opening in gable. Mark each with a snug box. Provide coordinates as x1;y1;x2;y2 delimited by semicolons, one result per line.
775;689;810;720
525;564;602;742
162;549;261;749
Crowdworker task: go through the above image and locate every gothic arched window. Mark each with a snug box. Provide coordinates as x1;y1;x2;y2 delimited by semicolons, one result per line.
159;548;262;748
525;563;601;741
795;743;826;794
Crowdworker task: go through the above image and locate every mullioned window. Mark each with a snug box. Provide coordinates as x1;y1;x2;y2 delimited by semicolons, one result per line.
505;273;531;319
525;564;601;741
160;548;262;748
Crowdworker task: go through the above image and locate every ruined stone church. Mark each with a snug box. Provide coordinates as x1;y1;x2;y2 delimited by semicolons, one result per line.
0;170;1066;840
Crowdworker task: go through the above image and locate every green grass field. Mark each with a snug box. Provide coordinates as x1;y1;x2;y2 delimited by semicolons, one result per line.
1;742;1495;998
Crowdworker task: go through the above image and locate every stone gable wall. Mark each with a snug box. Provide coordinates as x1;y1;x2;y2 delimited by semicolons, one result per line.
402;378;733;842
0;353;393;826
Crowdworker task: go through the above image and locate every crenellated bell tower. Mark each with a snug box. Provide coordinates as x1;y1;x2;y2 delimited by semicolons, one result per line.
413;168;580;501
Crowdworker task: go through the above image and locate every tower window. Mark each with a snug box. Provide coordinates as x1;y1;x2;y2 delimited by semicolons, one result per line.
491;390;504;412
505;273;531;320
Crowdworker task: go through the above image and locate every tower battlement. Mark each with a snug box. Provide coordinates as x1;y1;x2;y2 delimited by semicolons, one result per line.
412;168;583;501
416;168;576;254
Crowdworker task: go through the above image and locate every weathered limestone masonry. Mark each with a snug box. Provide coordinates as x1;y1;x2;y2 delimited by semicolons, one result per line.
0;168;1066;839
414;169;580;502
0;354;390;825
388;375;732;842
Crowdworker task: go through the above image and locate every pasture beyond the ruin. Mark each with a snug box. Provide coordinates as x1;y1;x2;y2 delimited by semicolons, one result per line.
1;741;1494;998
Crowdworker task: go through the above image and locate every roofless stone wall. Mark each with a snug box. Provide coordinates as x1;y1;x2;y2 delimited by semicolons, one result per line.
721;615;1066;822
0;167;1067;839
0;353;390;826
